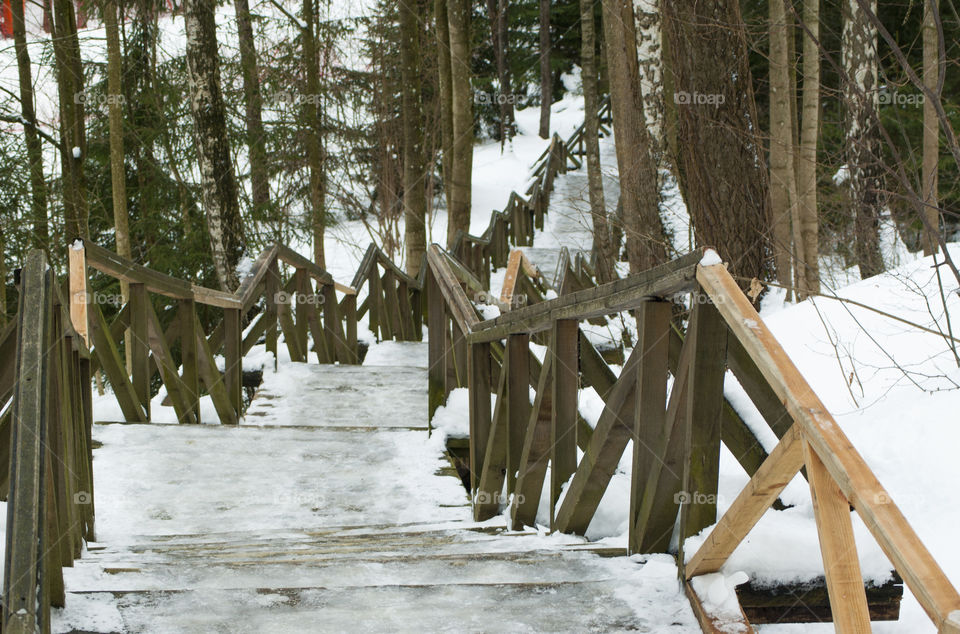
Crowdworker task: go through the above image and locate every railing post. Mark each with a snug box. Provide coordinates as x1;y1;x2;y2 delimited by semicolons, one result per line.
264;258;280;369
341;293;359;363
293;268;310;357
678;297;728;568
68;242;89;346
128;283;151;419
427;266;446;422
506;333;530;493
550;319;578;529
468;340;492;502
179;299;201;423
224;307;242;416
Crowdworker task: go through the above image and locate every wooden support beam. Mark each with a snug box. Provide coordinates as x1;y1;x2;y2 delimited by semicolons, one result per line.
68;243;89;346
323;284;353;364
427;267;446;422
293;268;310;356
178;299;201;424
679;300;728;563
475;361;509;521
128;283;152;418
510;344;554;528
144;301;197;425
89;303;146;422
264;258;280;369
193;312;238;425
506;333;530;493
685;579;755;634
804;440;872;633
551;319;578;529
468;341;492;496
341;294;359;362
224;308;242;415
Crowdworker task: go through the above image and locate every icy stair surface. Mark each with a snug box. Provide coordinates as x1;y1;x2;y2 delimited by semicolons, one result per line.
56;354;698;632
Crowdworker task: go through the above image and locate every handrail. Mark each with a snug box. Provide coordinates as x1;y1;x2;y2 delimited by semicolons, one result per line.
4;250;95;631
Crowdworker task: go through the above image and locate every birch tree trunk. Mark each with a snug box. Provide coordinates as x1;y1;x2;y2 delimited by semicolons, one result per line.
602;0;667;272
921;0;939;256
401;0;427;277
797;0;820;293
52;0;89;239
11;0;47;250
183;0;246;290
446;0;473;247
435;0;454;213
662;0;774;283
581;0;615;283
234;0;271;218
538;0;551;139
769;0;803;297
842;0;884;279
633;0;664;166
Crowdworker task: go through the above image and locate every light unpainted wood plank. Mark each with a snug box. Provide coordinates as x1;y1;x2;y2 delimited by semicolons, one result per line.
685;424;804;578
68;244;89;346
697;262;960;628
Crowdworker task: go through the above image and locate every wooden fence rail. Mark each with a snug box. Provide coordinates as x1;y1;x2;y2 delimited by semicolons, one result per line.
3;250;95;633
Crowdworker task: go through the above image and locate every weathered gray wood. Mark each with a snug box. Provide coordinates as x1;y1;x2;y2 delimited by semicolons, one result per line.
293;268;311;356
179;299;201;424
506;333;530;493
277;292;306;362
679;300;729;564
224;308;242;415
551;319;579;528
264;259;280;368
468;342;492;496
128;283;152;418
475;360;509;521
341;294;359;363
89;303;146;422
144;301;197;424
193;312;239;425
427;267;447;422
323;284;353;364
4;251;52;631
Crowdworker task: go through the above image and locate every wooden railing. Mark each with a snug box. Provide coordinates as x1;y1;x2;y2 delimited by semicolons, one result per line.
3;250;95;632
69;239;358;425
351;243;424;343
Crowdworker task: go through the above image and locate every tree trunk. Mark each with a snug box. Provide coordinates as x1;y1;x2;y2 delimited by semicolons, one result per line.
234;0;271;219
486;0;514;143
446;0;473;247
921;0;939;256
842;0;884;279
104;0;131;312
797;0;820;293
401;0;427;277
183;0;246;290
302;0;326;268
662;0;774;283
52;0;88;240
601;0;667;273
435;0;454;213
12;0;47;251
581;0;615;283
769;0;803;297
538;0;551;139
633;0;664;167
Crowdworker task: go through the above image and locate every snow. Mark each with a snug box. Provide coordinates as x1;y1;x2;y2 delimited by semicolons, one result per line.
690;571;751;632
72;146;81;159
700;248;723;266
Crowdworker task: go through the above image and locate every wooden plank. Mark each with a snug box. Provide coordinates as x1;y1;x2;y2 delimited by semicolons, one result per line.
727;334;793;439
89;303;147;422
341;294;359;364
277;290;306;362
293;268;311;356
426;245;481;335
264;259;280;368
382;270;403;340
224;308;242;415
697;262;960;629
193;312;238;425
554;342;643;535
397;280;415;341
241;310;267;356
237;244;280;311
475;359;509;521
551;319;578;528
738;576;903;624
68;243;89;346
275;243;336;285
685;424;805;578
631;332;692;553
468;341;492;496
804;439;872;633
369;265;389;340
0;319;17;405
468;249;703;343
685;579;755;634
4;250;52;631
506;333;530;493
323;284;353;364
179;299;201;424
128;283;152;418
427;267;446;422
144;300;197;425
679;299;728;561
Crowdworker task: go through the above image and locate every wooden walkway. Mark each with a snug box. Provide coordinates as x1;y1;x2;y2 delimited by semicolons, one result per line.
55;358;699;632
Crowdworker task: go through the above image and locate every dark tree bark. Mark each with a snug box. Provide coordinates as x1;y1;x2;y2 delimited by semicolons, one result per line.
435;0;454;212
302;0;326;267
538;0;551;138
183;0;246;290
234;0;271;218
104;0;131;310
446;0;473;247
486;0;514;142
662;0;774;283
601;0;667;272
581;0;615;282
52;0;88;239
401;0;428;276
11;0;47;250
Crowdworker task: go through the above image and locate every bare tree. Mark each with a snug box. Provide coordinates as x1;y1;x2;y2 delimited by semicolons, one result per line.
11;0;47;250
922;0;940;256
435;0;454;212
302;0;326;267
446;0;473;247
581;0;615;282
797;0;821;294
486;0;514;142
602;0;667;272
538;0;551;139
842;0;884;279
401;0;427;276
183;0;246;289
234;0;271;219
